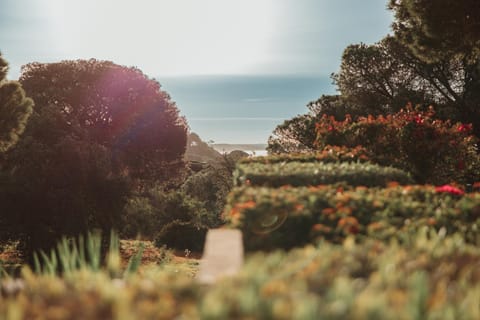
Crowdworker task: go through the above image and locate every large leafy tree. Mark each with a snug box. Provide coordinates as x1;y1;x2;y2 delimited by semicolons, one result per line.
19;59;187;183
389;0;480;62
333;37;434;116
0;59;188;256
389;0;480;135
267;113;320;154
268;95;351;154
334;35;480;129
0;54;33;153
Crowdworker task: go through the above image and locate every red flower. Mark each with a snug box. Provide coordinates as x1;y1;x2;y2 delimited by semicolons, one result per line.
457;123;473;133
435;185;465;196
414;115;424;124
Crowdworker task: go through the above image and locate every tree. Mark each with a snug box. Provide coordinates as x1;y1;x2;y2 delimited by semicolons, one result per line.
389;0;480;136
267;113;320;154
0;59;188;256
307;95;350;120
389;0;480;62
0;54;33;153
19;59;187;183
333;37;443;117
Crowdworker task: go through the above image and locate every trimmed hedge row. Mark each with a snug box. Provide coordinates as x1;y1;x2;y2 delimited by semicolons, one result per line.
202;234;480;319
239;145;370;165
223;184;480;250
3;235;480;319
234;162;413;188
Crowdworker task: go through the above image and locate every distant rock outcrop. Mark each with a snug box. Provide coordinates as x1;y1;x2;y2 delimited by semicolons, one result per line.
184;132;222;163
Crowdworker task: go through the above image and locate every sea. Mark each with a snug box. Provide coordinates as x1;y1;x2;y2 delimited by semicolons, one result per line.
158;75;336;145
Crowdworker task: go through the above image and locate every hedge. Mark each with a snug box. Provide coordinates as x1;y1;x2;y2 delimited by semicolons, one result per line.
201;234;480;319
234;162;413;188
223;184;480;250
3;234;480;319
239;145;370;165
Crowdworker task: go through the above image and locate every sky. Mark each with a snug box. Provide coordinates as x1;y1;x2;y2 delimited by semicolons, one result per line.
1;0;393;79
1;0;393;144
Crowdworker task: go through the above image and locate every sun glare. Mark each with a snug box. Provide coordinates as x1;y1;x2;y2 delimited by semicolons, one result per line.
43;0;277;76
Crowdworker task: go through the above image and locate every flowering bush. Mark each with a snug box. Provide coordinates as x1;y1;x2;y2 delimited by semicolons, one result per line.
314;105;480;184
224;184;480;250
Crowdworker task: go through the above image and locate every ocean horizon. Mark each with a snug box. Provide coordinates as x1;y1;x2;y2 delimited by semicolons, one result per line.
158;74;336;144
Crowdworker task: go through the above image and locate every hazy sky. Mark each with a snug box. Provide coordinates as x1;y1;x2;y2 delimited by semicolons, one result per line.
1;0;393;79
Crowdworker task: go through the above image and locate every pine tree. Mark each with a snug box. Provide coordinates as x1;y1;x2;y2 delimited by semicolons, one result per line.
0;53;33;152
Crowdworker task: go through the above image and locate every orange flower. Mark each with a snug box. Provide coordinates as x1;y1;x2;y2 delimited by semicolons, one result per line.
236;201;256;210
338;217;360;234
387;181;400;188
294;204;305;212
229;208;240;217
311;224;332;233
338;216;358;227
367;221;383;231
321;208;336;215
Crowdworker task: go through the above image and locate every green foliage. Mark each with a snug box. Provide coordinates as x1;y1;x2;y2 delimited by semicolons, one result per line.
307;94;351;120
388;0;480;136
3;234;480;319
240;145;370;165
0;59;188;257
333;37;435;116
201;234;480;319
389;0;480;62
224;184;480;250
267;113;319;154
314;107;480;184
121;188;217;251
234;161;413;188
155;219;208;252
182;164;232;220
18;59;187;183
0;53;33;153
30;231;145;278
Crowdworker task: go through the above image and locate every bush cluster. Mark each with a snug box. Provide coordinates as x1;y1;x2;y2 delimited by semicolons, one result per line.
224;184;480;250
2;234;480;319
240;145;370;165
121;188;218;252
234;162;413;188
314;106;480;184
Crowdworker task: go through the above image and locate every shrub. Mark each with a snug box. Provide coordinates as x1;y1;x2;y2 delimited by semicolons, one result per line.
234;162;413;188
122;188;217;252
223;184;480;250
240;145;370;165
314;106;480;184
155;220;208;252
0;60;188;257
200;234;480;319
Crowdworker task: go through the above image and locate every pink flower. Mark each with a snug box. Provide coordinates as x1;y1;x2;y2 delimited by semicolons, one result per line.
435;185;465;196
